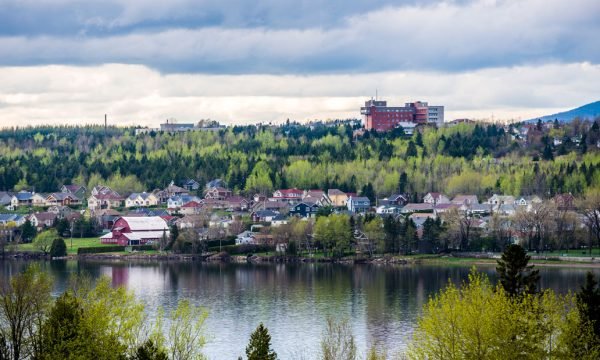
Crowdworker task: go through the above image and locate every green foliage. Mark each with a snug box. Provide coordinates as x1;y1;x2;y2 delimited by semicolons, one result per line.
20;219;37;242
409;269;600;360
34;229;59;254
577;272;600;340
496;244;540;297
50;237;67;257
314;214;352;258
165;300;208;360
0;265;53;360
132;340;168;360
245;323;277;360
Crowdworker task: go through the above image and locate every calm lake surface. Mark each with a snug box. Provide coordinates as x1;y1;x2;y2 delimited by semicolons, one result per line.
0;260;595;359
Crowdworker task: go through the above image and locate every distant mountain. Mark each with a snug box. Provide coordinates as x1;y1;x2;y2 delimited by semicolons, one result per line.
529;101;600;123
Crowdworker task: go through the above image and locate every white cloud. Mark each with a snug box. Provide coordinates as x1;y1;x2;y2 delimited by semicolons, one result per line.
0;62;598;127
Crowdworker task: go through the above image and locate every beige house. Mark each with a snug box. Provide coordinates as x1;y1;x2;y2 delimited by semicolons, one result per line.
327;189;349;207
125;192;159;208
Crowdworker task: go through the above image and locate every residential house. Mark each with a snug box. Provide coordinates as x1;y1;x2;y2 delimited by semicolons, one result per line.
409;213;436;233
152;189;169;204
125;192;159;208
289;201;321;218
423;192;450;205
376;205;402;215
0;192;14;207
553;193;575;211
180;201;203;215
181;179;201;191
271;214;289;227
88;187;124;211
100;216;170;246
31;193;47;207
451;195;479;206
327;189;350;207
460;203;493;216
0;214;25;227
251;200;289;214
167;195;202;209
176;215;204;229
272;188;304;204
11;191;33;208
347;196;371;213
28;212;57;230
303;190;331;206
45;192;81;207
95;209;122;231
251;210;279;223
514;195;543;207
433;203;458;216
47;205;74;218
224;196;249;211
164;182;189;198
236;230;255;245
205;187;232;200
401;203;433;214
487;194;516;207
380;194;409;206
61;184;87;199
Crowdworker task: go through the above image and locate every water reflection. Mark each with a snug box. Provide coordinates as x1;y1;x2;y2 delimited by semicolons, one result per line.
0;260;595;359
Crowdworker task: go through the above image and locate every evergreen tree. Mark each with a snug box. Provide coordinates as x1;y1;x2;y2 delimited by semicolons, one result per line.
397;172;408;194
496;244;540;297
577;272;600;340
542;145;554;161
167;225;179;250
132;340;168;360
415;131;424;147
20;219;37;242
245;323;277;360
49;237;67;257
405;141;418;157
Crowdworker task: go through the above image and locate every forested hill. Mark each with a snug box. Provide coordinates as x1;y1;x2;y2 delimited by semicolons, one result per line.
1;120;600;199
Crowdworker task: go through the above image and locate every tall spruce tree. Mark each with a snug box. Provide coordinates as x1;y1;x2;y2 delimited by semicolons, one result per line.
577;272;600;340
245;323;277;360
496;244;540;297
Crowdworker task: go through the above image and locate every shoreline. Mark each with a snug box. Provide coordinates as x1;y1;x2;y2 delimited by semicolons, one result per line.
4;251;600;268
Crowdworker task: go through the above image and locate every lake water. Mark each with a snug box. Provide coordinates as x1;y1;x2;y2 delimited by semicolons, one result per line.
0;260;595;359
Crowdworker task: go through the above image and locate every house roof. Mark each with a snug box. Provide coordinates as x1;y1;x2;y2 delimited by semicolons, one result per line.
452;195;479;205
48;192;79;201
182;201;202;208
350;196;370;203
0;214;23;222
403;203;433;211
119;216;169;231
254;210;278;217
15;192;34;201
327;189;346;196
62;184;85;193
127;192;154;200
275;188;303;196
30;212;57;222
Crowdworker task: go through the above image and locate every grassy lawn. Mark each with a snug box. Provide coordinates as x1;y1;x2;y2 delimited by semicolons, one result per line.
17;237;111;254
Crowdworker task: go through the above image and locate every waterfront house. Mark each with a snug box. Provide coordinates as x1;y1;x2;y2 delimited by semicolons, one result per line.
28;212;57;230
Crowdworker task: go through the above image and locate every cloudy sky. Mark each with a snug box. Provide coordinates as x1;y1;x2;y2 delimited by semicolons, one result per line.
0;0;598;127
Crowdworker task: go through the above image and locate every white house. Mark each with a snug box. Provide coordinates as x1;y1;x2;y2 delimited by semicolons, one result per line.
423;192;450;205
125;192;159;208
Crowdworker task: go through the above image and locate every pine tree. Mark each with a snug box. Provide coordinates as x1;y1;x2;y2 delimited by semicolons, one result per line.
245;323;277;360
577;272;600;339
49;238;67;258
496;244;540;297
405;141;418;157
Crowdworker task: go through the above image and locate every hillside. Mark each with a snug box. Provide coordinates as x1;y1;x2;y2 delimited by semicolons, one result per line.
530;101;600;123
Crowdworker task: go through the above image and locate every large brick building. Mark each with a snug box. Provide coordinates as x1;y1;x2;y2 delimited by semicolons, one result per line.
361;99;444;131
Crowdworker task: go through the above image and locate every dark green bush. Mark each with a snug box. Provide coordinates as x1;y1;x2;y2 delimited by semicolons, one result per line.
50;238;67;257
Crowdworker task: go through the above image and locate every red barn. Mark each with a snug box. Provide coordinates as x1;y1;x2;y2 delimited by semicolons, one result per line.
100;216;170;246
